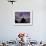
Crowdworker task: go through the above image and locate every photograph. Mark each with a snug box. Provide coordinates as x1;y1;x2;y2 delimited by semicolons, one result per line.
15;11;32;26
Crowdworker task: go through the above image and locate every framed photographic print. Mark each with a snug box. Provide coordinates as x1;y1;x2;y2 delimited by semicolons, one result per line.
14;10;33;26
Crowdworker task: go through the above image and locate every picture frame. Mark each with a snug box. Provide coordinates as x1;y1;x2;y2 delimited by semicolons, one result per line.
14;10;33;26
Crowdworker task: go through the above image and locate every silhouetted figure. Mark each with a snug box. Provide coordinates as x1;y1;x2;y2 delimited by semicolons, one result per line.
20;18;26;23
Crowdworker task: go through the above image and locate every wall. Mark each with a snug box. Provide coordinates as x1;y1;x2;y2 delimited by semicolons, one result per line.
0;0;46;42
